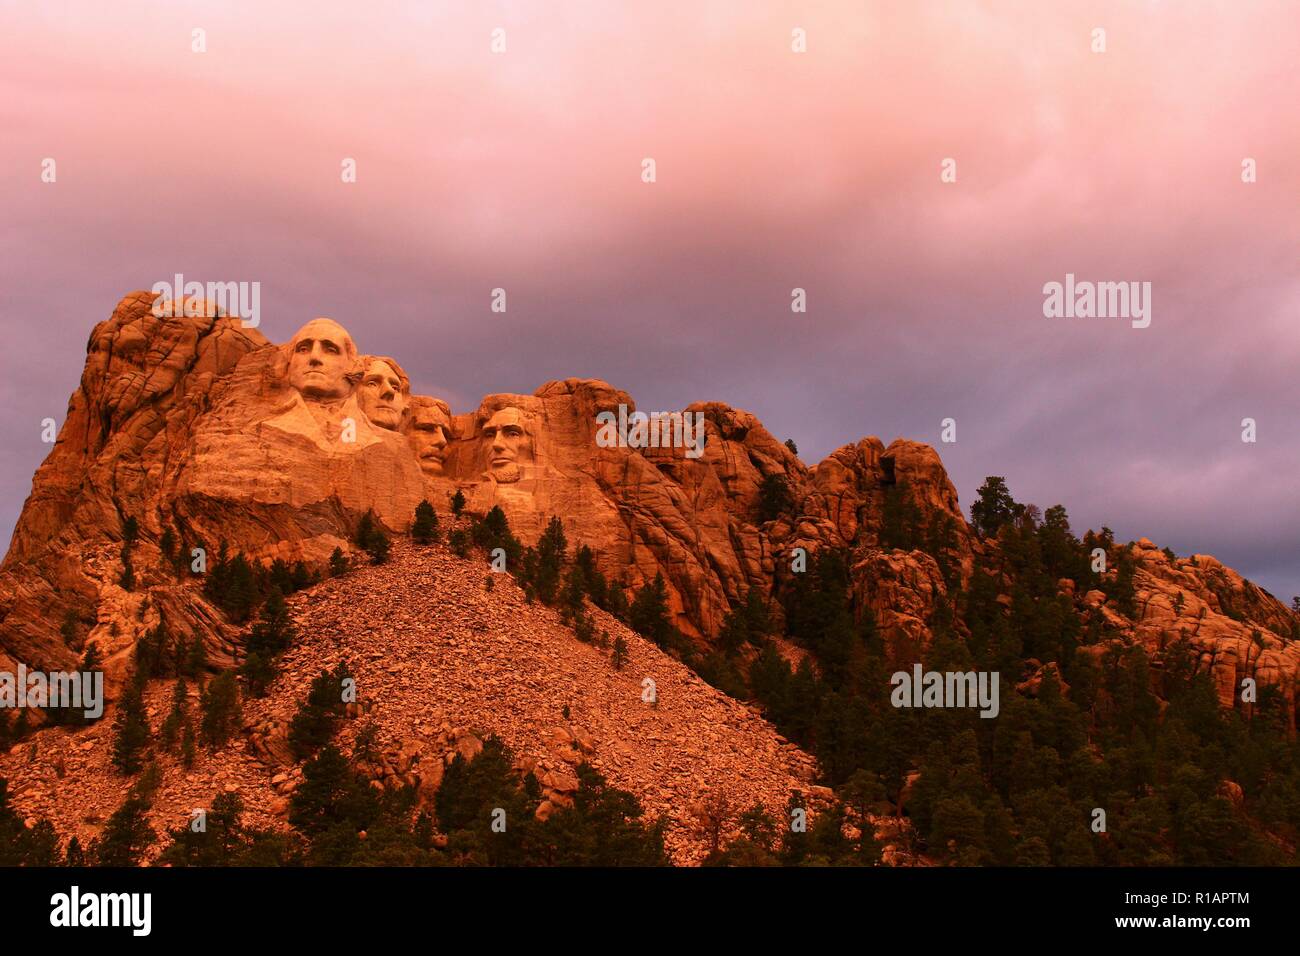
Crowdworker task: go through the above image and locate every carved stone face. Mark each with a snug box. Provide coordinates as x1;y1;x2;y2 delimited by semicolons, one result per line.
481;407;531;483
286;319;355;401
358;359;407;430
408;401;452;475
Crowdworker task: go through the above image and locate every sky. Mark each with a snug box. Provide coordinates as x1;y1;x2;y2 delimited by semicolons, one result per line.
1;1;1297;599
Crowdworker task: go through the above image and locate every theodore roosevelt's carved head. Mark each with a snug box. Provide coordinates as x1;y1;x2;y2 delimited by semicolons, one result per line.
406;395;453;475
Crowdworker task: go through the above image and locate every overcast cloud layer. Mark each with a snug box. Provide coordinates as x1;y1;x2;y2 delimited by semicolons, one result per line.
1;1;1297;599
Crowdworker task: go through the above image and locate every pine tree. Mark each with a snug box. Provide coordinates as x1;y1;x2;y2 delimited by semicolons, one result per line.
110;675;150;775
612;635;629;670
160;679;188;751
1113;548;1138;618
64;836;88;867
289;744;379;839
412;499;440;544
289;664;353;759
970;476;1018;538
606;581;630;621
573;545;608;608
242;586;295;696
92;793;155;866
450;489;466;517
329;547;349;577
181;720;197;768
182;634;207;678
356;511;390;564
758;474;794;522
473;506;523;570
200;670;240;747
531;517;567;604
540;763;668;865
119;546;135;591
629;573;672;647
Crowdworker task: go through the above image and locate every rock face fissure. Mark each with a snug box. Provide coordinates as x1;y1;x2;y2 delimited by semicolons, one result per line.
2;290;1298;734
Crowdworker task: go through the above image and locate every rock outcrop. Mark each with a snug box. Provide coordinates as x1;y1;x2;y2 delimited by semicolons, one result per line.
2;290;1298;736
0;541;822;864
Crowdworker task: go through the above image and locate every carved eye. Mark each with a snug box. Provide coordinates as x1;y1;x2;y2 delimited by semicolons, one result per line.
295;341;312;353
323;342;340;355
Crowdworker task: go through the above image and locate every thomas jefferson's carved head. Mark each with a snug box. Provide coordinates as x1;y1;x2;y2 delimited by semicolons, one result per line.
358;356;409;430
406;395;453;475
286;319;358;401
480;406;532;483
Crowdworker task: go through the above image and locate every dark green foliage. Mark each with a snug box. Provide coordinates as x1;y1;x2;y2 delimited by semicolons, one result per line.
204;542;257;622
435;736;666;866
240;586;296;696
160;679;188;751
784;438;798;456
758;473;794;522
0;779;61;865
119;547;135;591
572;545;609;609
132;622;171;682
329;547;349;577
289;664;354;759
970;476;1017;538
514;516;565;603
708;803;781;866
412;499;440;544
450;489;466;517
181;634;208;678
880;483;924;551
110;675;150;775
629;573;673;648
435;736;541;866
535;763;668;865
606;580;630;620
199;669;240;747
122;515;139;544
612;635;629;670
471;506;523;570
92;793;156;866
160;791;302;866
181;720;197;768
719;589;769;653
356;511;391;564
1110;547;1138;618
449;528;470;557
744;487;1300;867
288;745;390;865
63;836;88;867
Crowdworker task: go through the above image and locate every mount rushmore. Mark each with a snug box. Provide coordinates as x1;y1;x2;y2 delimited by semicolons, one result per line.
1;290;1298;732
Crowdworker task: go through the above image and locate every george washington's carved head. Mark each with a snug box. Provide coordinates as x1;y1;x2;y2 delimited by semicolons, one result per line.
285;319;358;401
